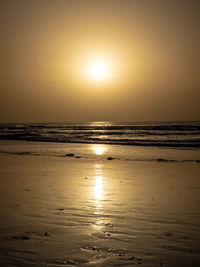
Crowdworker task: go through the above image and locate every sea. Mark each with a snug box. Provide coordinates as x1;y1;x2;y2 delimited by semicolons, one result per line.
0;121;200;148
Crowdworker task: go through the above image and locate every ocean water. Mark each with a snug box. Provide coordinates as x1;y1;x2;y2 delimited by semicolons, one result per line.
0;121;200;148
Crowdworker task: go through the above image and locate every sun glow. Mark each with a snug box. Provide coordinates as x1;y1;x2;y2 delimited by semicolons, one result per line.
88;59;110;81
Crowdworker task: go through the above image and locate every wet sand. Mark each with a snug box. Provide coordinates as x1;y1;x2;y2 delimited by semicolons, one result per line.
0;143;200;266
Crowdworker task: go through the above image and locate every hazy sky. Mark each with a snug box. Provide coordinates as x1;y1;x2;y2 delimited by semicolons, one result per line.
1;0;200;122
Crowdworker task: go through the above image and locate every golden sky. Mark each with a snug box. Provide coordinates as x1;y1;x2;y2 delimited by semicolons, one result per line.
1;0;200;122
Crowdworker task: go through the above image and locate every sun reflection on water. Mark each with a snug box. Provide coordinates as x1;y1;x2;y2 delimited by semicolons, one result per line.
92;164;112;232
92;144;107;155
94;164;103;209
95;175;103;202
93;164;104;229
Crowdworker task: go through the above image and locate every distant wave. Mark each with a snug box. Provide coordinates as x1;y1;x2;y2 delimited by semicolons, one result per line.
0;121;200;148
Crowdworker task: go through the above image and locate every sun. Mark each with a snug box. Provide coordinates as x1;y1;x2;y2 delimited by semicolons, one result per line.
88;59;109;81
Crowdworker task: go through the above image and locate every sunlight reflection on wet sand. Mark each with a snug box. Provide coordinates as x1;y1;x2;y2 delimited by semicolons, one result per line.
94;175;103;203
93;164;105;230
94;164;103;208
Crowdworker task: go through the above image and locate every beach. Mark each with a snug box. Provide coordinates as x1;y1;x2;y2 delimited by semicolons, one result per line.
0;141;200;266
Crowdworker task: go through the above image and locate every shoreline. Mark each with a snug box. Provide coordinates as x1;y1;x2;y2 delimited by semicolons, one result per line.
0;140;200;162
